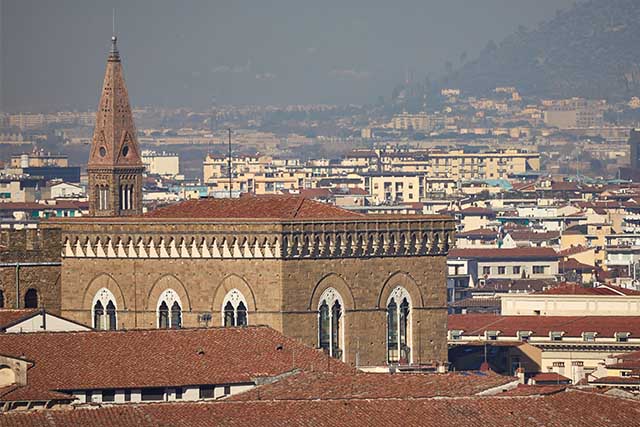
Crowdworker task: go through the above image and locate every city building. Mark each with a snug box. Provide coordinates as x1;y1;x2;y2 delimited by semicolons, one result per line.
141;150;180;177
42;36;455;370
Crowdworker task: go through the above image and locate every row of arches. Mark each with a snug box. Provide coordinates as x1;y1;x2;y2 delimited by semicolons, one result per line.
91;287;248;330
317;286;412;363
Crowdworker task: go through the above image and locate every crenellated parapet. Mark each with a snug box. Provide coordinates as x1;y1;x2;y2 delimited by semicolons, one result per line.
50;217;454;260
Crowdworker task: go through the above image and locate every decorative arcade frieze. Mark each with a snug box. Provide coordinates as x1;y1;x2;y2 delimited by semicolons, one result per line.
59;218;454;260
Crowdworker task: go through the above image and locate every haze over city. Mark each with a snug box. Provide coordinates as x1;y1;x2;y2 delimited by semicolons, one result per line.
4;1;640;425
2;0;575;111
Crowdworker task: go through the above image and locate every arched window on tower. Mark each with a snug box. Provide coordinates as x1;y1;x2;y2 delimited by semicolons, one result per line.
24;289;38;309
222;289;248;327
387;287;411;364
317;288;343;360
93;288;117;330
157;289;182;329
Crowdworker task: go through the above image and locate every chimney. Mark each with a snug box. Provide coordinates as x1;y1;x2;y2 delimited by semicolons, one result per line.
516;367;526;384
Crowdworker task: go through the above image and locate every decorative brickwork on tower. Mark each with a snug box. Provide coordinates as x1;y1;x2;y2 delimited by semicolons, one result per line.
87;36;144;217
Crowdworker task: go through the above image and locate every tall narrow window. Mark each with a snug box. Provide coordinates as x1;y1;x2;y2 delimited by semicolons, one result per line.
317;288;344;359
93;288;118;330
0;290;4;308
319;301;330;351
236;301;247;326
224;301;235;326
24;289;38;308
94;301;105;330
222;289;249;327
157;289;182;329
159;302;169;329
387;287;411;364
171;301;182;328
106;301;117;330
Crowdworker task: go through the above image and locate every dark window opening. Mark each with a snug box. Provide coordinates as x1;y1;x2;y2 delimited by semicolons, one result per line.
106;301;117;330
141;388;165;401
24;289;38;308
237;302;247;326
93;301;104;329
224;301;235;327
102;389;115;402
124;390;131;402
199;385;215;399
170;301;182;329
159;301;169;329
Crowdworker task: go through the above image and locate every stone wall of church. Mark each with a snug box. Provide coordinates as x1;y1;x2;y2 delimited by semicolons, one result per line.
0;227;61;312
53;216;453;366
280;255;448;367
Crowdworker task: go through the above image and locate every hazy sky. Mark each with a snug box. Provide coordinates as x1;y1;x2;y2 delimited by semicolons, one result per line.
1;0;576;112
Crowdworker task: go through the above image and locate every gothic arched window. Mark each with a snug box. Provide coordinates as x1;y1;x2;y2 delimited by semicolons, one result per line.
93;288;117;330
387;287;411;364
222;289;248;327
24;289;38;309
318;288;343;360
157;289;182;329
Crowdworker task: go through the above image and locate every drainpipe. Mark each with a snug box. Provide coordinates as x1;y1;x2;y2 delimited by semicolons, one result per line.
15;264;19;309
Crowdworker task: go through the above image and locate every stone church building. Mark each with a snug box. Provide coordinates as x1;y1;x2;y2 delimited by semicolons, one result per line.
45;36;455;368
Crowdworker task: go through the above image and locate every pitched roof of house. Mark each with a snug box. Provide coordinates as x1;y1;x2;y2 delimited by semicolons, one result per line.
448;314;640;337
1;390;638;426
537;283;640;296
0;326;353;392
0;385;73;403
448;247;558;261
531;373;571;383
144;195;365;220
0;310;39;330
228;371;517;401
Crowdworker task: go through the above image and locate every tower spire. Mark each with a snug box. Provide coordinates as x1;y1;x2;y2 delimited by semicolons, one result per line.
87;35;144;217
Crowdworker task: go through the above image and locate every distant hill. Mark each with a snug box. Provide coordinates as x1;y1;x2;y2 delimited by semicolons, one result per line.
443;0;640;100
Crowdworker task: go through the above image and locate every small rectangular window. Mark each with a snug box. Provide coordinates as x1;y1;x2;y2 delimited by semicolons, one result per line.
497;266;506;275
223;385;231;396
200;385;215;399
616;333;630;342
517;331;530;341
141;388;165;401
102;389;115;402
124;390;131;402
482;266;491;275
513;266;521;275
85;390;93;403
583;332;596;342
550;332;563;341
533;265;546;275
175;387;183;400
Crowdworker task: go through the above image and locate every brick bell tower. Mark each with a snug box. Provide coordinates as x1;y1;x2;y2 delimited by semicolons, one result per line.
88;35;144;216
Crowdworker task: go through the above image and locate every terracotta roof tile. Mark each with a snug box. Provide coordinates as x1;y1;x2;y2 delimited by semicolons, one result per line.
498;384;567;396
144;195;364;219
0;385;73;403
228;371;517;401
531;373;571;383
448;314;640;337
1;390;639;426
0;326;353;392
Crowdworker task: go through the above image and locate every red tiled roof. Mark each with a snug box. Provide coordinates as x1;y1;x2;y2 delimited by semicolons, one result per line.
559;259;594;272
448;247;558;261
0;326;353;392
537;283;640;296
559;245;592;256
531;373;571;383
591;376;640;385
508;231;559;242
228;371;517;401
0;309;39;329
448;314;640;337
1;390;639;426
459;207;495;216
0;385;73;403
498;384;567;396
456;228;498;238
144;195;364;219
298;188;331;199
